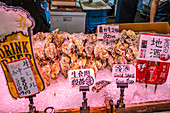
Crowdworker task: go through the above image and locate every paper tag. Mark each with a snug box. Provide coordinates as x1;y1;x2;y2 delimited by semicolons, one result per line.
112;64;136;84
138;33;170;62
7;58;39;98
97;25;119;39
68;69;95;87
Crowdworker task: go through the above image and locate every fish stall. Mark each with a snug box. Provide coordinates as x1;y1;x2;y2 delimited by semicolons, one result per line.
0;1;170;113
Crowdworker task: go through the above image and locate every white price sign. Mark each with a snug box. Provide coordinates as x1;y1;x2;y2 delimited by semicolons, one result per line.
97;25;119;39
68;69;95;87
7;58;39;98
138;33;170;62
112;64;136;84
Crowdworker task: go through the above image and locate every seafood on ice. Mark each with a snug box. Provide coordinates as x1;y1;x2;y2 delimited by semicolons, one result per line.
33;29;140;86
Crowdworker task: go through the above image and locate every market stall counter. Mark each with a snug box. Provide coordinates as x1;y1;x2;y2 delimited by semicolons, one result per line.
21;99;170;112
0;2;170;113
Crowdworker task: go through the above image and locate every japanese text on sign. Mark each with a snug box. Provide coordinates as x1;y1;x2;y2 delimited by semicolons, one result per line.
137;33;170;85
97;25;119;39
0;3;45;99
68;69;95;87
7;58;39;98
138;33;170;62
112;64;136;84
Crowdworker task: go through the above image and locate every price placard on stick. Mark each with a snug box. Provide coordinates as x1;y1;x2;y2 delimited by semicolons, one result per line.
112;64;136;84
137;33;170;84
68;69;95;87
7;58;39;98
97;25;119;39
136;33;170;93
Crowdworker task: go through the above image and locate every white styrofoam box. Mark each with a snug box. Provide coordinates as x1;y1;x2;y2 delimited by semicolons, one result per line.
50;11;86;33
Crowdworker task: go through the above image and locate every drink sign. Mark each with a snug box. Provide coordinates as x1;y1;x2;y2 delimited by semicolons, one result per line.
0;2;44;99
112;64;136;84
97;25;119;39
137;33;170;84
68;69;95;87
7;58;39;98
138;33;170;62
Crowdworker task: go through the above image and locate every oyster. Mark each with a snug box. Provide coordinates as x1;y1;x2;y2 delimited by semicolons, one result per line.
94;44;101;59
53;34;65;47
108;55;115;71
70;63;80;70
70;53;78;64
52;28;59;35
60;54;70;79
99;47;109;61
51;60;60;82
116;56;127;64
45;33;53;46
95;59;103;70
61;39;75;57
34;44;46;60
44;43;58;60
77;57;87;69
85;59;98;76
41;64;51;86
92;80;112;93
74;38;85;56
85;41;94;58
126;30;136;41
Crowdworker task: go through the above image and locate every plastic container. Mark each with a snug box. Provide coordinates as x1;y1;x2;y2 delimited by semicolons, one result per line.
85;9;107;29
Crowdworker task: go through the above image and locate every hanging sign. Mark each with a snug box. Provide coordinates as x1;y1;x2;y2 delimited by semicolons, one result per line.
7;58;39;98
136;33;170;85
68;69;95;87
112;64;136;84
97;25;119;39
0;2;44;99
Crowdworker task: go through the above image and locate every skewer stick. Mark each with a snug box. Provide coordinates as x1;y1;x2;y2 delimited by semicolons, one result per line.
145;83;147;88
154;84;157;93
154;61;159;93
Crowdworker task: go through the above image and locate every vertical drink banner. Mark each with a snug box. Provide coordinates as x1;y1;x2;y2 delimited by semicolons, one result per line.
137;33;170;87
0;2;44;99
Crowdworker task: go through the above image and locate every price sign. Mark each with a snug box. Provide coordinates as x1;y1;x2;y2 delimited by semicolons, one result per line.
112;64;136;84
138;33;170;62
97;25;119;39
137;33;170;84
68;69;95;87
7;58;39;98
